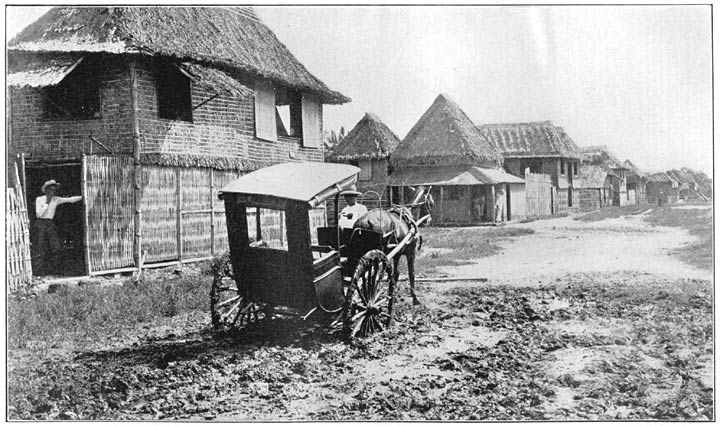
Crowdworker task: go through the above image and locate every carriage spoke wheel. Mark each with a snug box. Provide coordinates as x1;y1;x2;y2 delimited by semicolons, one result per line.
210;277;265;331
344;250;395;338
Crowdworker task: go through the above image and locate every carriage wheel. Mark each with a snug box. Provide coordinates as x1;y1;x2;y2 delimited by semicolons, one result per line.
210;276;265;330
344;250;395;338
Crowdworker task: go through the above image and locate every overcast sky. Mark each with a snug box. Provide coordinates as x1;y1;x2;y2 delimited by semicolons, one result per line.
6;5;713;175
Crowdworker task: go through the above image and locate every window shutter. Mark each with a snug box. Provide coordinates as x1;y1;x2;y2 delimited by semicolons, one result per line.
254;81;277;142
359;159;372;181
301;93;321;148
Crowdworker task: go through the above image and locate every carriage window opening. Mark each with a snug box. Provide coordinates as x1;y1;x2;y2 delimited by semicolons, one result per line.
246;207;288;250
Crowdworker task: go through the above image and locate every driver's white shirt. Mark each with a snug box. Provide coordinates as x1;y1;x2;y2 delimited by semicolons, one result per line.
339;203;368;229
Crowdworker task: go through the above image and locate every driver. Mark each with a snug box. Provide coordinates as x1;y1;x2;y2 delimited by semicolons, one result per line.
338;189;367;229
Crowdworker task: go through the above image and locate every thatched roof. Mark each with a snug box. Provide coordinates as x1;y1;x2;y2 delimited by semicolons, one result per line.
581;145;627;170
326;113;400;162
8;6;349;104
478;121;583;160
575;164;608;189
646;172;677;184
623;159;645;179
388;165;524;186
391;94;503;169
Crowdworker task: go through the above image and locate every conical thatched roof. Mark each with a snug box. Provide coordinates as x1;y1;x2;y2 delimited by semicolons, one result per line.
8;6;349;104
478;121;583;160
391;94;503;168
326;113;400;162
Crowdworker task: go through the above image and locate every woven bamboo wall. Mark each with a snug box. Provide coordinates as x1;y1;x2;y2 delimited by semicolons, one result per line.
85;156;135;271
6;187;33;292
180;168;212;259
140;165;178;263
213;170;243;254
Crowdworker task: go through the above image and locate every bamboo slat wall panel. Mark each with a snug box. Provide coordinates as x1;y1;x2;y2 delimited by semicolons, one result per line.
181;168;212;259
524;172;552;218
555;188;569;214
141;165;177;263
213;170;243;255
6;188;33;292
85;155;135;271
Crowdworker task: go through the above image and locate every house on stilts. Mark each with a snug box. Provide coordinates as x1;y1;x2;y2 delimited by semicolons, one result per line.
389;94;526;225
7;6;349;278
478;121;583;217
325;113;400;221
646;172;679;205
581;146;629;206
622;159;647;204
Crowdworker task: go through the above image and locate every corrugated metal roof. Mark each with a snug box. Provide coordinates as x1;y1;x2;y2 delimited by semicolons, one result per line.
388;165;525;186
219;162;360;206
7;54;84;87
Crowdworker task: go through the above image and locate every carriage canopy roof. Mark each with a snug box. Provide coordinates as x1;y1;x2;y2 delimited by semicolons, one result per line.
219;162;360;207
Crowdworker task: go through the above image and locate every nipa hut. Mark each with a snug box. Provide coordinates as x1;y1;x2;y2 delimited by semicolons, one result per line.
622;159;647;204
389;94;526;225
646;173;679;205
7;6;349;278
479;121;583;216
325;113;400;218
581;146;629;206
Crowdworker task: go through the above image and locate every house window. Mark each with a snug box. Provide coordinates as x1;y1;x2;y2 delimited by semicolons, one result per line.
254;81;321;147
449;187;463;200
43;61;100;120
560;161;566;175
573;162;579;176
156;60;193;122
359;159;372;181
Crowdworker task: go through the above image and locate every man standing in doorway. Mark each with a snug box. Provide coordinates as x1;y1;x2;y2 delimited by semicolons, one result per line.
34;180;82;275
495;186;506;223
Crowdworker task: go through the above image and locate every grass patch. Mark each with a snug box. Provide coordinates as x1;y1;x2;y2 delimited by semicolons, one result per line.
416;226;534;275
576;204;651;222
8;274;211;349
644;204;713;270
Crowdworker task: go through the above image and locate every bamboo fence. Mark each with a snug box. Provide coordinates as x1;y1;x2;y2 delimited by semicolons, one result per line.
524;172;553;218
85;156;135;272
6;185;33;292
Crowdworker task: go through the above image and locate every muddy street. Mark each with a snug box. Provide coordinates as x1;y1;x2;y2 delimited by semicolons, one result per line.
8;207;714;420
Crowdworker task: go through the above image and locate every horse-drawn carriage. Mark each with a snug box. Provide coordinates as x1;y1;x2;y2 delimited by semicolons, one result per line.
212;162;431;337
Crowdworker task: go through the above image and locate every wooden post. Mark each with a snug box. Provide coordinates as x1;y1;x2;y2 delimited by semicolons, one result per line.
438;186;444;224
81;155;92;276
256;207;262;242
129;59;143;272
334;193;340;247
489;185;496;223
176;168;183;263
210;168;215;256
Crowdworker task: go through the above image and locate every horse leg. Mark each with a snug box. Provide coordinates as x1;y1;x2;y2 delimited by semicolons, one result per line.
393;256;401;287
406;245;420;306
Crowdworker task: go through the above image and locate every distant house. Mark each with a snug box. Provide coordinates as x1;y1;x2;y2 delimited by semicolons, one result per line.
574;164;611;210
623;159;647;204
389;94;526;225
666;169;703;201
646;173;679;204
7;6;349;277
479;121;583;216
581;146;629;206
325;113;400;220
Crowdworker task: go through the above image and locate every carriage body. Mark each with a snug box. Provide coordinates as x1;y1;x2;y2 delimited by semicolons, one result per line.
218;162;360;317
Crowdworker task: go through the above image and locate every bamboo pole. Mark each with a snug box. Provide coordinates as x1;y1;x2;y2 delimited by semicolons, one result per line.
210;168;215;256
81;155;91;276
129;59;143;273
176;168;182;262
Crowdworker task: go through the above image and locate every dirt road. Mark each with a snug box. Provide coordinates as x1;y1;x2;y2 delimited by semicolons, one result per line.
437;210;711;282
8;210;714;420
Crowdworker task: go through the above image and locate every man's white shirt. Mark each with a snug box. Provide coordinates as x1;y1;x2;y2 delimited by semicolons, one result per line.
339;203;368;229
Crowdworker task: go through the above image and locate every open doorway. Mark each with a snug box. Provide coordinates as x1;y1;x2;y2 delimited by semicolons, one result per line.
505;184;512;221
25;164;86;277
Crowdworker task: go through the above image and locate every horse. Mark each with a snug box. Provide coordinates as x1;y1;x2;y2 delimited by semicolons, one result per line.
351;186;434;305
